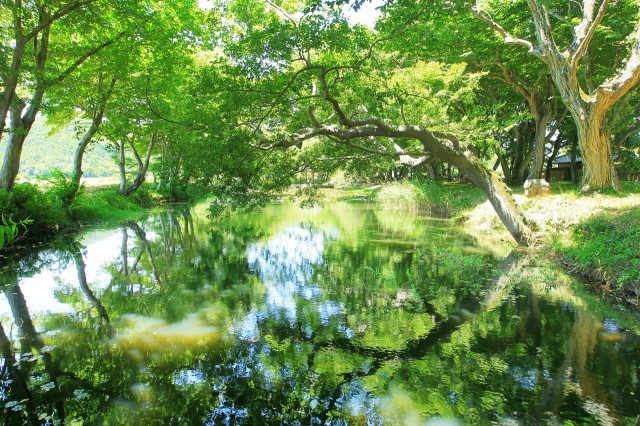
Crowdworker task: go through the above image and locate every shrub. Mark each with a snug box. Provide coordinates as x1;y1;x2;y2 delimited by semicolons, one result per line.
129;184;154;207
8;183;67;234
48;170;84;211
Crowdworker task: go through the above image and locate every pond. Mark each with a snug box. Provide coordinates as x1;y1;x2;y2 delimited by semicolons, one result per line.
0;202;638;425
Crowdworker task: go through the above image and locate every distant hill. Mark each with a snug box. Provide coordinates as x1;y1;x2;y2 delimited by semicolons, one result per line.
0;115;118;179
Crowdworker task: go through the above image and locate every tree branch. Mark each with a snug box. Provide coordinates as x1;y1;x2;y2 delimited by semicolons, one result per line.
471;2;544;60
25;0;97;42
598;20;640;105
525;0;562;62
47;31;127;86
570;0;610;69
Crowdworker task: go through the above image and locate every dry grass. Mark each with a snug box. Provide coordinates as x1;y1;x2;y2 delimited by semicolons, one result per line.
463;182;640;244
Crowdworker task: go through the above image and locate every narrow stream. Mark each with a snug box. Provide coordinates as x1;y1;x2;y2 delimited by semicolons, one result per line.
0;202;638;425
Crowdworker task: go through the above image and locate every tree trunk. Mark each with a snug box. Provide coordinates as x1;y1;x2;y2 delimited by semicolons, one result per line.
574;108;619;191
0;101;36;192
0;37;26;144
71;80;114;194
119;134;156;196
72;114;103;194
411;131;532;244
0;24;49;192
545;135;563;181
118;140;127;194
528;111;551;180
0;130;27;192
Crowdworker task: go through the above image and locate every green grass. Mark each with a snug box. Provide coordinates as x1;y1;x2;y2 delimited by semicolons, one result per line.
70;187;149;223
554;207;640;291
374;180;485;217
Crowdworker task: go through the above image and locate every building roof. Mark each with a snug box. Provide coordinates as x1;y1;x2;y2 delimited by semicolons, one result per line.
553;155;582;164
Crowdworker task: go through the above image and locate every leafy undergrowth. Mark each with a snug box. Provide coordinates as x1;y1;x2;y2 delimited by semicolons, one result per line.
70;187;150;223
0;183;156;252
553;207;640;299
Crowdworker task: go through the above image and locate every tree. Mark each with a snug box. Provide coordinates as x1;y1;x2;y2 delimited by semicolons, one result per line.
473;0;640;191
0;0;129;191
0;0;198;192
42;0;202;198
196;3;533;243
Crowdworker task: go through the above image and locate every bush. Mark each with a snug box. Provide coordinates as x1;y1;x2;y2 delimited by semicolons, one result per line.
129;184;155;207
48;170;84;212
71;188;146;222
1;183;68;237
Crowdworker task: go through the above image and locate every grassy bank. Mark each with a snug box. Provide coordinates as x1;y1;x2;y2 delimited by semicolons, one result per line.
374;180;486;216
323;179;640;303
0;182;158;252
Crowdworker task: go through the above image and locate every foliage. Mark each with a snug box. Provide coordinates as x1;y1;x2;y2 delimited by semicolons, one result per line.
0;215;33;250
0;184;68;236
48;170;85;211
70;187;147;223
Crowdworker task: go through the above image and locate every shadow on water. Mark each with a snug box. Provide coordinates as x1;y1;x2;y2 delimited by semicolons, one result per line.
0;202;638;424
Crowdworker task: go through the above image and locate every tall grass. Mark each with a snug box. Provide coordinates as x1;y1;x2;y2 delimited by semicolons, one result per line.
70;188;148;223
375;180;485;217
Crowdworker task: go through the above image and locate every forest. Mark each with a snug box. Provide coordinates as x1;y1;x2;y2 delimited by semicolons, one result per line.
1;1;640;423
0;0;639;236
0;0;638;288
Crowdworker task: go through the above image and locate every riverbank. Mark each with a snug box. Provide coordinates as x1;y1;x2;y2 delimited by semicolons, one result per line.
464;181;640;304
310;180;640;305
0;182;159;252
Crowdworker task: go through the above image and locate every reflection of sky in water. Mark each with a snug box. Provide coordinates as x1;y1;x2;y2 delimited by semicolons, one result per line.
0;229;123;316
510;367;550;391
247;225;324;284
243;226;343;329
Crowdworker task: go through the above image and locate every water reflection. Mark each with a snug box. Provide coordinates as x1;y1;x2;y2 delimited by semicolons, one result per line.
0;202;638;424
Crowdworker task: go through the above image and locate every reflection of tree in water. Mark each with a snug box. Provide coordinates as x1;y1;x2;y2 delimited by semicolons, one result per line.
0;205;638;424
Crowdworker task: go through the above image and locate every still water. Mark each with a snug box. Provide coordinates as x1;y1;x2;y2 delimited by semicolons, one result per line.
0;202;638;425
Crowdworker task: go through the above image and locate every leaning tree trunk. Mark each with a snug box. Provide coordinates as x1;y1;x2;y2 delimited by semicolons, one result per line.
72;111;105;194
457;153;532;244
410;130;533;244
